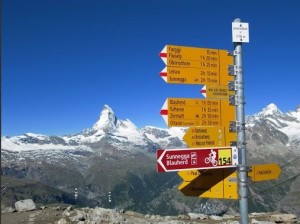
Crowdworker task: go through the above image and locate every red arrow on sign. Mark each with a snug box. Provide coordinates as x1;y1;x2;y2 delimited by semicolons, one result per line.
157;147;238;172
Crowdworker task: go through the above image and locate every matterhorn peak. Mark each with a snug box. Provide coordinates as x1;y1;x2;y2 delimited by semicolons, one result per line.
92;105;118;132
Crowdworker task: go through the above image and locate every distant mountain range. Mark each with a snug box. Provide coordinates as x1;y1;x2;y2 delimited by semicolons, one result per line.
2;104;300;152
1;103;300;215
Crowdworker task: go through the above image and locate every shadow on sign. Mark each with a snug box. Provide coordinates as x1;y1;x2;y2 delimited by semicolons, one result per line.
179;168;237;199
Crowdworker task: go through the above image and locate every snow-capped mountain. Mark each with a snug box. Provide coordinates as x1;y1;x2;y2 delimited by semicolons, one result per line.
61;105;158;153
246;103;300;147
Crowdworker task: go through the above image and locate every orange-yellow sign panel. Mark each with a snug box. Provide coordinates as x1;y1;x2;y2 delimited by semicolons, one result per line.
249;163;281;182
178;168;238;199
183;126;236;148
160;67;231;85
161;98;235;127
181;180;224;199
161;45;233;70
178;169;224;198
183;126;226;148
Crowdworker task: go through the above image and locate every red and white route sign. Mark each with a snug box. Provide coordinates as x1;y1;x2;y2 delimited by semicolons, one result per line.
157;147;238;172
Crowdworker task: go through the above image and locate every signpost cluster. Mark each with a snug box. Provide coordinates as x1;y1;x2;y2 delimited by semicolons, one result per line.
156;19;281;224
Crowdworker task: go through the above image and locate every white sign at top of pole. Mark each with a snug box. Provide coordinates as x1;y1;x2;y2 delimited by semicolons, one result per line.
232;22;249;43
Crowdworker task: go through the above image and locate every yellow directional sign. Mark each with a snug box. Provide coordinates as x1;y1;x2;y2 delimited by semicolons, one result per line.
178;169;224;198
159;45;234;86
160;45;233;70
160;98;235;127
160;67;231;85
178;168;238;199
249;163;281;182
179;179;225;199
201;85;233;99
183;126;226;148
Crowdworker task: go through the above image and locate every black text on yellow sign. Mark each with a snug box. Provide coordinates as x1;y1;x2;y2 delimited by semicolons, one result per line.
183;126;236;148
160;45;234;86
160;98;235;127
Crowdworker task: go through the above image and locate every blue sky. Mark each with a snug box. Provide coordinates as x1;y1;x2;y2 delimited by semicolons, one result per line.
2;0;300;136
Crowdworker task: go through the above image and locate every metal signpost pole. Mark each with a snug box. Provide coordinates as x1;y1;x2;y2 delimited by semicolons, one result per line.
233;18;249;224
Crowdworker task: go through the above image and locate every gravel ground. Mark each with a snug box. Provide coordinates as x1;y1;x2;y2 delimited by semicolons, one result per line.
1;208;63;224
1;208;299;224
